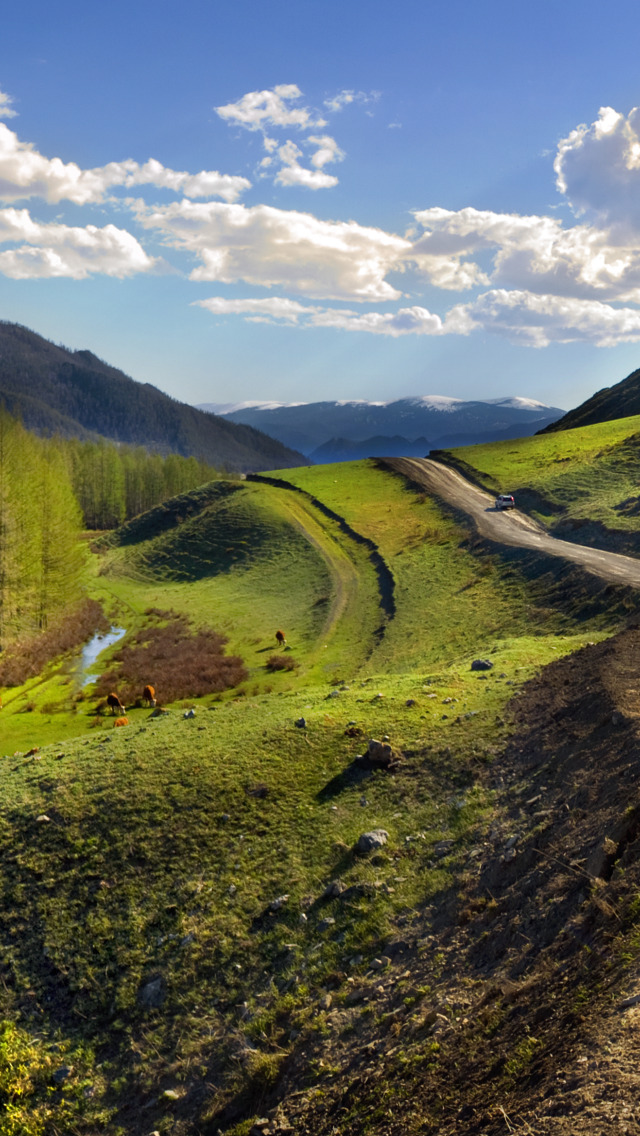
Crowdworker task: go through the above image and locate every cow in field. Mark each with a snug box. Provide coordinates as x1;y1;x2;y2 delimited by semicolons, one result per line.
107;692;126;715
114;716;129;728
275;630;286;647
142;684;157;707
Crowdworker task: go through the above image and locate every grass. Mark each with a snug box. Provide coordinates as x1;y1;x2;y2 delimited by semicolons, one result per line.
0;457;630;1134
433;414;640;540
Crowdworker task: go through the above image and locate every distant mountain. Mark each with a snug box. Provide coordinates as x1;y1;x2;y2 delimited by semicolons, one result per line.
539;367;640;433
199;396;565;456
309;435;431;463
0;322;306;471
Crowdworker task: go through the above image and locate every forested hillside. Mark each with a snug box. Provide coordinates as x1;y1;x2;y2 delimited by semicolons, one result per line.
0;409;84;645
0;322;306;471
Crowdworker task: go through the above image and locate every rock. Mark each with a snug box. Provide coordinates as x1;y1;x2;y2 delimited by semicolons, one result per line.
162;1089;180;1100
221;813;230;822
150;707;169;717
322;880;346;899
370;957;390;970
366;738;395;766
139;977;165;1008
344;725;362;736
36;815;51;823
295;717;307;728
386;939;411;956
326;690;341;699
52;1066;72;1084
406;698;417;707
180;933;195;946
432;840;454;858
345;986;367;1004
183;708;196;718
319;993;332;1010
372;692;384;700
357;829;389;853
471;658;494;671
270;894;289;911
317;917;336;932
349;954;364;966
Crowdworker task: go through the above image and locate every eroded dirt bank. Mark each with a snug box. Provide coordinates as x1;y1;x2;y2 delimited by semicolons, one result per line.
255;626;640;1136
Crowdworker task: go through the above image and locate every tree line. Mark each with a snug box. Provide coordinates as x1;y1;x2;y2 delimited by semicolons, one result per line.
0;407;221;645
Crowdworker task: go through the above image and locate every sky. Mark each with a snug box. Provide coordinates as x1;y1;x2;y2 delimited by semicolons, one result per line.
4;2;640;411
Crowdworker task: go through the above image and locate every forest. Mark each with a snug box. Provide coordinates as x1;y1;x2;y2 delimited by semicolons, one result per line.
0;407;220;646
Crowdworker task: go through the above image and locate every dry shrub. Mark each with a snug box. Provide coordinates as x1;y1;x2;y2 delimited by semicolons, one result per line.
0;600;109;688
94;612;247;704
266;654;297;672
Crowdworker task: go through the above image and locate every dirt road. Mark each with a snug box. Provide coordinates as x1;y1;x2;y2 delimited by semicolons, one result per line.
384;456;640;588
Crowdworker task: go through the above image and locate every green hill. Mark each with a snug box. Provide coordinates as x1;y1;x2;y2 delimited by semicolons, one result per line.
0;460;637;1134
0;321;306;471
539;363;640;432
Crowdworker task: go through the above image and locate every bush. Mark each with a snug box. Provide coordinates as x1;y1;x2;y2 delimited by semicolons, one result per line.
266;654;297;672
0;600;108;688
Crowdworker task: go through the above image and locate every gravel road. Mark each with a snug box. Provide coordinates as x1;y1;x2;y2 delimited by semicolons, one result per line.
384;456;640;588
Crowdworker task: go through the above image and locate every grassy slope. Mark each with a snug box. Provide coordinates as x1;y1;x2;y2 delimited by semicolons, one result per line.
433;414;640;540
0;460;629;1135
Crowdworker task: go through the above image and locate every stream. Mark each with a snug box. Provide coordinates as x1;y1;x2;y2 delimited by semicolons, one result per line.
80;626;126;687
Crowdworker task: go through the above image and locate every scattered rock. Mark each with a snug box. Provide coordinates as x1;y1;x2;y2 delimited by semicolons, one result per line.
323;880;347;899
345;986;367;1004
52;1066;71;1085
162;1089;180;1100
228;884;237;896
432;840;454;858
405;698;417;707
221;813;230;822
150;707;169;717
139;977;165;1008
344;725;362;737
319;993;332;1010
370;956;390;970
183;709;196;719
471;659;494;671
357;829;389;854
372;692;384;700
270;894;289;912
326;690;341;699
317;917;336;932
36;814;50;823
295;717;307;728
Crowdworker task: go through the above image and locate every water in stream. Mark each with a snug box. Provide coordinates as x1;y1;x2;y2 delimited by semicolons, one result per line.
80;626;126;687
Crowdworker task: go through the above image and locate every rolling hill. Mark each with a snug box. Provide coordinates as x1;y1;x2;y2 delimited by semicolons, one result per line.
0;321;306;471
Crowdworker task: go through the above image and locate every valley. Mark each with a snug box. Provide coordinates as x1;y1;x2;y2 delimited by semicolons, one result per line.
0;438;639;1134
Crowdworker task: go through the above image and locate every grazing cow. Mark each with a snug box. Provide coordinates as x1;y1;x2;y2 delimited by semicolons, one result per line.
275;629;286;647
142;684;157;707
114;716;129;728
107;692;126;715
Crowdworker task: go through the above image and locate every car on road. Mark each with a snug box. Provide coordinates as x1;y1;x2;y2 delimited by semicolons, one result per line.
495;493;516;510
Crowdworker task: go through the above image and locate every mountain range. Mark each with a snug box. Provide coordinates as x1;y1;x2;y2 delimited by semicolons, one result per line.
200;395;565;459
0;322;305;471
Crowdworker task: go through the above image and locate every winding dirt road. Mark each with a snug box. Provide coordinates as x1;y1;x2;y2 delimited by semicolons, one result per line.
384;456;640;588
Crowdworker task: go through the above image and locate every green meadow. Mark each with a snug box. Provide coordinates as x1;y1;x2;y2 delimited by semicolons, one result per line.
436;414;640;538
0;459;627;1135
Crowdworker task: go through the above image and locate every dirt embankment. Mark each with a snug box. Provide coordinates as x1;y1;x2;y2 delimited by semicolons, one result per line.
257;626;640;1135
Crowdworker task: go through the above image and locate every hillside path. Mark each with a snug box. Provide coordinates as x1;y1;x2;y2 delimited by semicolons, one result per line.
383;456;640;587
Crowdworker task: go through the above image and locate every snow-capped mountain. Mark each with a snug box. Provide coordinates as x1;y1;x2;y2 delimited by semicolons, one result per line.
198;396;565;459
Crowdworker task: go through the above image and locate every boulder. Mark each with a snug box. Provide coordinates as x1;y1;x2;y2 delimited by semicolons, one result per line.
357;829;389;854
471;659;494;671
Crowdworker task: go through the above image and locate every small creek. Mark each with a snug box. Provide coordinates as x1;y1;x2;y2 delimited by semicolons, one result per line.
80;626;126;687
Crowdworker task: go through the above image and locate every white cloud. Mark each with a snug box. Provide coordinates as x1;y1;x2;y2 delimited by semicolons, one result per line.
274;140;339;189
137;199;408;301
307;135;345;169
449;289;640;346
555;105;640;232
323;90;376;113
0;122;250;205
0;89;16;119
196;295;312;323
215;84;325;132
0;207;155;278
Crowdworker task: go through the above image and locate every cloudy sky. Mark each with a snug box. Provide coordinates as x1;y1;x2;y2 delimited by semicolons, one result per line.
4;0;640;411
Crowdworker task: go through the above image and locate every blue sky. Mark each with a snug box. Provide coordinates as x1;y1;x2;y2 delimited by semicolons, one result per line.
3;0;640;411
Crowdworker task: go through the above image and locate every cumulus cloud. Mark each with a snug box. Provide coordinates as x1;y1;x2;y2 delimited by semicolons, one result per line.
449;289;640;346
323;89;377;113
215;84;325;132
0;89;16;119
0;207;156;278
137;199;408;300
555;105;640;232
195;294;476;337
0;122;250;204
274;140;340;189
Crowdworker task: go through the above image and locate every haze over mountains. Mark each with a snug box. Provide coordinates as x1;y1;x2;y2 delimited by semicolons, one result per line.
0;322;305;472
201;395;565;460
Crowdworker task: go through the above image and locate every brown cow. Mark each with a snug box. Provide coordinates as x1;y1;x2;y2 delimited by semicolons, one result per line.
114;716;129;728
142;684;157;707
275;629;286;647
107;692;126;715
